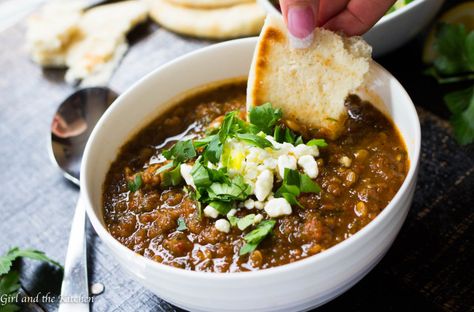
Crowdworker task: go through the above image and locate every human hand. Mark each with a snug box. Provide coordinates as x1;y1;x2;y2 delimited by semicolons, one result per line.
279;0;396;42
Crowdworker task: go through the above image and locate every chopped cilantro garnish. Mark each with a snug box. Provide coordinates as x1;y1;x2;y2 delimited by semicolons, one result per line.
237;214;255;231
228;215;239;227
235;133;273;148
275;169;321;207
161;164;183;187
249;103;283;134
209;201;233;215
163;140;196;164
155;162;174;175
128;174;142;192
239;220;276;255
202;135;223;163
307;138;328;147
207;175;252;202
176;217;187;231
191;161;212;188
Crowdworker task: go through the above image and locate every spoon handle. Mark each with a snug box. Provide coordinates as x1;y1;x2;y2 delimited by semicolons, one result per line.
58;195;90;312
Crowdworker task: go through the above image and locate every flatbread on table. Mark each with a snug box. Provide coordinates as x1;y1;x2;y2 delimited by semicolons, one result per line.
65;0;148;86
26;1;85;67
247;15;372;139
147;0;266;39
167;0;252;9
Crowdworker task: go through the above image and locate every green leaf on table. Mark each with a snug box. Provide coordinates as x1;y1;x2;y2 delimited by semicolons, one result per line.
444;86;474;145
1;247;63;276
433;23;474;76
249;103;282;134
239;220;276;255
128;174;142;192
176;217;187;231
0;270;20;312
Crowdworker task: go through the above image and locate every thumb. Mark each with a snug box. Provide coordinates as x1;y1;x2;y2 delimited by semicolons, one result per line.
280;0;319;43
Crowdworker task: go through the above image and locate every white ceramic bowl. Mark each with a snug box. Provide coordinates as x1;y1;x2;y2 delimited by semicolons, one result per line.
81;38;421;311
257;0;445;56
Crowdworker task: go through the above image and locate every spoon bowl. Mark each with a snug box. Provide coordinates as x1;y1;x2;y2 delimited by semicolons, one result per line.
50;87;118;185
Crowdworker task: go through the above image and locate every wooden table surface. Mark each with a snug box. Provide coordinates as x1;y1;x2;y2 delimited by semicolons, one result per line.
0;1;473;311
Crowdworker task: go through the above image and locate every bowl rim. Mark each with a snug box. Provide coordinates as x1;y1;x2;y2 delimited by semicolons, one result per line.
81;37;421;280
256;0;432;26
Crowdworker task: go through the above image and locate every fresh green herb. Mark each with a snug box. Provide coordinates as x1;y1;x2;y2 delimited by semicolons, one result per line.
275;169;321;207
237;214;255;231
176;217;187;231
284;127;296;144
219;112;237;143
0;247;62;312
444;86;474;145
299;173;322;193
249;103;282;134
202;136;223;163
161;164;183;187
163;140;196;164
207;175;252;202
307;138;328;147
209;201;233;215
228;215;239;227
191;161;212;188
235;133;273;148
432;23;474;76
0;270;20;312
155;162;174;175
128;174;142;192
0;247;62;275
193;135;217;148
239;220;276;255
426;22;474;144
294;136;304;145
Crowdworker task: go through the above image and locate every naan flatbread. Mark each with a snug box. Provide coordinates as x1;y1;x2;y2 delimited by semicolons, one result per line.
247;15;372;139
148;0;266;39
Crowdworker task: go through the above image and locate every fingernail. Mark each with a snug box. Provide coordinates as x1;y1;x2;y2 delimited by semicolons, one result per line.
287;5;315;48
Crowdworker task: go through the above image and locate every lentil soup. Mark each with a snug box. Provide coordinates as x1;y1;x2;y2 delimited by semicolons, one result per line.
103;79;408;272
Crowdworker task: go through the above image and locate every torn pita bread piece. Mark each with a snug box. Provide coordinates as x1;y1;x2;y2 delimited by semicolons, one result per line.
26;1;85;67
148;0;266;39
65;0;148;86
167;0;252;9
247;15;372;139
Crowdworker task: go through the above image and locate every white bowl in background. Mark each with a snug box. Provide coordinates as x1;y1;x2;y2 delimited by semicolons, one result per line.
81;37;421;311
257;0;445;56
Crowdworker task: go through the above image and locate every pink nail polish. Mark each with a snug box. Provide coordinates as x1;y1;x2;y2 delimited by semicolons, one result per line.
287;5;315;39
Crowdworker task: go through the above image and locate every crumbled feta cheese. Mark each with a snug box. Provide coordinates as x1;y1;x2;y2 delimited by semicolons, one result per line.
263;158;277;169
204;205;219;219
227;208;237;218
339;156;352;167
254;214;264;224
254;201;265;209
277;155;297;178
215;219;230;233
244;198;255;209
298;155;319;178
293;144;319;158
180;164;195;188
264;198;292;218
255;170;274;201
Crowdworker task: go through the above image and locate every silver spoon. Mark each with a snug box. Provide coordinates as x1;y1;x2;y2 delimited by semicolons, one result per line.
49;87;118;312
